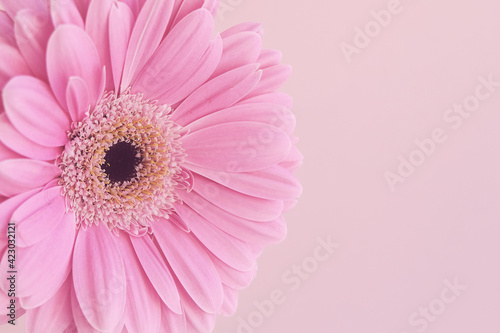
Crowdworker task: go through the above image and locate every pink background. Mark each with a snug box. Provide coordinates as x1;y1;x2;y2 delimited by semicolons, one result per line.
3;0;500;332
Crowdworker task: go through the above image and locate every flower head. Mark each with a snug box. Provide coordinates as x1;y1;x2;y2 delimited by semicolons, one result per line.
0;0;302;332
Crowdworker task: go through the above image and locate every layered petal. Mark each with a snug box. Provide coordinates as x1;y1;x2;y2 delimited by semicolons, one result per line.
72;225;126;332
117;235;161;333
1;204;74;299
152;218;223;313
0;43;31;91
26;275;75;332
121;0;175;89
133;9;215;102
51;0;84;28
210;31;262;79
175;203;255;271
14;9;52;80
130;234;182;314
47;24;103;109
171;64;261;126
109;2;134;92
0;159;60;197
3;76;70;147
182;122;291;173
0;114;62;161
14;186;67;247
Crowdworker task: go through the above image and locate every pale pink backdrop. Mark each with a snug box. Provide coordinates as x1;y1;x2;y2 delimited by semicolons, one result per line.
3;0;500;332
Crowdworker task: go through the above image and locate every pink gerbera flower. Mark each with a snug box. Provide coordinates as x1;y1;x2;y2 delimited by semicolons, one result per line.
0;0;302;332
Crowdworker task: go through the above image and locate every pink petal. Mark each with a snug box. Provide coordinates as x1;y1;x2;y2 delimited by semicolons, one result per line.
245;64;292;99
109;2;134;93
186;174;284;222
71;284;114;333
14;9;52;80
187;103;296;135
26;275;74;332
0;43;31;90
121;0;142;17
170;0;203;27
0;159;61;197
202;0;219;16
240;91;294;109
0;0;47;19
132;9;214;102
130;234;182;314
47;25;103;110
0;11;15;46
0;141;22;161
171;64;261;126
181;288;217;333
178;189;287;245
220;22;263;39
0;188;41;255
116;235;161;333
73;225;126;332
14;186;66;247
175;203;255;271
280;145;303;172
206;250;257;289
51;0;84;28
182;121;291;173
160;303;186;333
210;31;262;79
0;113;62;161
86;0;114;90
258;49;283;69
152;218;223;313
3;76;70;147
66;77;90;122
188;165;302;200
220;285;239;316
121;0;175;89
1;204;74;299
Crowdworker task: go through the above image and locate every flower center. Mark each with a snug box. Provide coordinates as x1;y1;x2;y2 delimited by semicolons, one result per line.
102;141;141;183
59;91;191;235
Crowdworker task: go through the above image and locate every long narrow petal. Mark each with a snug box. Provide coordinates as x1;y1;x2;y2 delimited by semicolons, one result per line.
0;159;60;197
0;141;21;161
187;165;302;200
220;22;263;39
152;218;223;313
26;275;75;332
178;189;287;245
109;2;134;93
171;64;261;126
14;186;66;247
132;9;214;102
186;174;284;222
121;0;175;89
130;235;182;314
210;31;262;79
47;24;103;110
182;122;291;173
186;103;296;135
245;64;292;99
3;76;70;147
159;303;186;333
14;9;52;80
220;285;239;316
175;203;255;271
117;235;161;333
0;114;62;161
86;0;114;90
73;224;126;332
66;77;90;123
181;289;217;333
